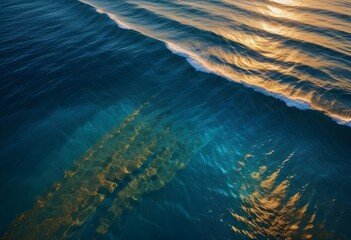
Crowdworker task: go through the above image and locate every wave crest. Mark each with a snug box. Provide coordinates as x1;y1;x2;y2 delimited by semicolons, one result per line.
81;0;351;127
95;8;130;29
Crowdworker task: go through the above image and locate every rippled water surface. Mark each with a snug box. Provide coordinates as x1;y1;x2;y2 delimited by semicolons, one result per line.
1;0;351;239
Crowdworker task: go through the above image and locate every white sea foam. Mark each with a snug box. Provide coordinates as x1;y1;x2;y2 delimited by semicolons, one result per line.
80;1;131;29
80;0;350;128
165;41;351;127
95;8;130;29
166;41;311;110
165;42;212;74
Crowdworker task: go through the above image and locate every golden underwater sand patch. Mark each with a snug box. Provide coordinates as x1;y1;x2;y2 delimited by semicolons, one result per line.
1;94;201;240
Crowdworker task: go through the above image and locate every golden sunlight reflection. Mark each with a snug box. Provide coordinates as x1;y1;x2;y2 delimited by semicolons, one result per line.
264;5;297;19
134;0;350;95
229;152;330;239
215;25;330;70
269;0;301;6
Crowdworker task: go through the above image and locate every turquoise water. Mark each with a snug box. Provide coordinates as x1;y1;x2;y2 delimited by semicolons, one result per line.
1;0;351;239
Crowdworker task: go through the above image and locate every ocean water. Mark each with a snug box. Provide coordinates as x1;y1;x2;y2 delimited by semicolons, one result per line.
0;0;350;239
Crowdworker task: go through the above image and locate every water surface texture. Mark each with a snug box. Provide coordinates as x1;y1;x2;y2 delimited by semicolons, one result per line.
1;0;351;239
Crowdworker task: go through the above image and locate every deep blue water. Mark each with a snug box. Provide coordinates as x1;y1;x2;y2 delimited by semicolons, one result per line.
1;0;351;239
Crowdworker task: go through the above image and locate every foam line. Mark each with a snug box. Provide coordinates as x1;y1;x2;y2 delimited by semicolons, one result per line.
95;8;130;29
79;0;351;127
